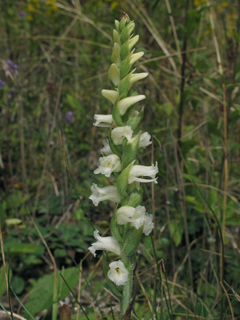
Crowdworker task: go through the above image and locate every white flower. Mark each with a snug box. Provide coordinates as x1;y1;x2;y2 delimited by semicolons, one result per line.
117;95;146;116
100;139;112;155
107;260;129;286
117;205;145;229
94;154;121;177
88;230;121;257
139;132;152;148
93;114;113;127
89;183;121;206
116;205;154;236
143;214;154;236
111;126;133;145
128;162;158;184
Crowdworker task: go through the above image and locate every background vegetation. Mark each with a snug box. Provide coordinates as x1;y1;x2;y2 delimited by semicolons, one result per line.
0;0;240;319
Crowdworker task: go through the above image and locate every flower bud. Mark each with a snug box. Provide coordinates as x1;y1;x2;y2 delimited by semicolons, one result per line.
129;72;148;87
111;43;121;66
128;35;139;51
130;52;144;66
109;63;120;86
113;29;120;46
117;95;146;115
101;89;119;104
115;20;120;32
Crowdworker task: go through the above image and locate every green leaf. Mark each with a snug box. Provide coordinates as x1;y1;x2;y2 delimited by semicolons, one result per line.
11;276;25;295
181;140;196;157
169;220;183;246
24;267;79;319
7;243;39;254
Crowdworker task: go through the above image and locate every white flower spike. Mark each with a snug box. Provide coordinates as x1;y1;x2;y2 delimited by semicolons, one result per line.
88;230;121;257
89;183;121;206
108;260;129;286
128;162;158;184
111;126;133;145
94;154;121;177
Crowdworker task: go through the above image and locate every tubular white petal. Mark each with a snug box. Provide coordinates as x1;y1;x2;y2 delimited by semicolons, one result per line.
88;230;121;257
94;154;121;177
128;162;158;184
89;183;121;206
130;52;144;66
101;90;119;105
100;139;112;155
139;132;152;148
117;95;146;115
117;206;135;225
111;126;133;145
109;63;120;86
129;72;148;87
108;260;129;286
93;114;113;127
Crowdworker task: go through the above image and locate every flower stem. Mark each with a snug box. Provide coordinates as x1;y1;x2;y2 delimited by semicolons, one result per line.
120;266;133;316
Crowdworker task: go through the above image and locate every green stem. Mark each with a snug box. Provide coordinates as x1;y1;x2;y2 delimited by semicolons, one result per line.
120;267;133;316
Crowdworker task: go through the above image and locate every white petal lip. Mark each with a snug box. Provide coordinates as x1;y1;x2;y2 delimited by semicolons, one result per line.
143;214;154;236
117;95;146;116
101;90;119;105
89;183;121;206
93;114;113;127
88;230;121;257
100;138;112;155
128;162;158;184
94;154;121;177
139;132;152;148
108;260;129;286
111;126;133;145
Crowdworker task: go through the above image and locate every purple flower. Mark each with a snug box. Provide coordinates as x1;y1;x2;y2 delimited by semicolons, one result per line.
3;60;18;78
19;11;26;18
0;80;5;88
7;60;18;71
50;121;54;127
65;111;73;124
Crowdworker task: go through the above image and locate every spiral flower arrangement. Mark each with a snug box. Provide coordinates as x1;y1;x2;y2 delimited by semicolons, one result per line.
88;12;158;316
